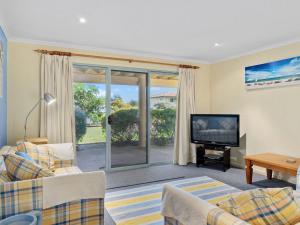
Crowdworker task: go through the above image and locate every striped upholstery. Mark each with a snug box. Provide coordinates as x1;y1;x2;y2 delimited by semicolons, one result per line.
3;153;54;181
17;142;55;170
0;146;16;170
105;176;240;225
54;159;74;169
217;187;300;225
0;178;43;220
0;171;11;183
42;199;104;225
0;178;104;224
207;208;250;225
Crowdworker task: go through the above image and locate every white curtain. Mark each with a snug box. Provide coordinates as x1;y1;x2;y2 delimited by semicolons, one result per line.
40;54;75;144
174;68;197;165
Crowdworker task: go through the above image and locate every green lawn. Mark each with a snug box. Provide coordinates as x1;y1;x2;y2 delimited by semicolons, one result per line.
78;126;106;144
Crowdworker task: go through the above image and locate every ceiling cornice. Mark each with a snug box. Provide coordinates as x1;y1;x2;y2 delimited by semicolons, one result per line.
212;38;300;64
7;36;300;65
9;37;211;65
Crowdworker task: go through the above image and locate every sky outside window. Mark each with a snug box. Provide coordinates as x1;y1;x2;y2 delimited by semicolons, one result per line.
86;83;176;102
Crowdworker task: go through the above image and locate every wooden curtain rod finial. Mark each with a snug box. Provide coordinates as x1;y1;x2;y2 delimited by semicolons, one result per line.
179;64;200;69
35;49;72;56
34;49;200;69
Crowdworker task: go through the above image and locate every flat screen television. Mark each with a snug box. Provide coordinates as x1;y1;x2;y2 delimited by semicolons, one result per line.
191;114;240;147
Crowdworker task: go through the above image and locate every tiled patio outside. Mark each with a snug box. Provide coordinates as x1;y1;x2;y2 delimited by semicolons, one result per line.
76;142;173;171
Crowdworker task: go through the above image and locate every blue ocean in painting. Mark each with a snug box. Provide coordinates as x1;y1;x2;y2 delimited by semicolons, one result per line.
245;56;300;88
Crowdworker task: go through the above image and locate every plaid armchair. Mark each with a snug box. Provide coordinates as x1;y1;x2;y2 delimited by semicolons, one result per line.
0;144;105;225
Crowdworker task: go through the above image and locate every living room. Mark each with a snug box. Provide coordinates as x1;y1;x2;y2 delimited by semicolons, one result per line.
1;1;300;225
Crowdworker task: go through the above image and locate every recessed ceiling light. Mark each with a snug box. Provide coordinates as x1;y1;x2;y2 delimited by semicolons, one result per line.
79;17;87;24
214;43;222;47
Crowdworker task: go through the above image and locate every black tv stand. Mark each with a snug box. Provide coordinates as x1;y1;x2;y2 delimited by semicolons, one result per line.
196;145;231;172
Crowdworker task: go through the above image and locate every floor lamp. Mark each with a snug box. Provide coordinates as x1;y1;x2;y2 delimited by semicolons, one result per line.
24;93;56;141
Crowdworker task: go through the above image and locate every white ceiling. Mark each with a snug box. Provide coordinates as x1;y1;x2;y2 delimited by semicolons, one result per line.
1;0;300;63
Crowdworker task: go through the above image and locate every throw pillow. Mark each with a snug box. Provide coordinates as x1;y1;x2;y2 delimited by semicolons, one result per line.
17;142;55;170
0;171;11;183
3;153;54;181
217;187;300;225
0;170;11;184
0;146;16;170
15;151;35;162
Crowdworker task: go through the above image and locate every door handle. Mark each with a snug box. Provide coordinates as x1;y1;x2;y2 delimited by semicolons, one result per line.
108;115;113;125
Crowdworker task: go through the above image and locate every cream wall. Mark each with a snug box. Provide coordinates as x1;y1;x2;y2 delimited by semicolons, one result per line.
211;42;300;176
7;42;210;145
8;40;300;181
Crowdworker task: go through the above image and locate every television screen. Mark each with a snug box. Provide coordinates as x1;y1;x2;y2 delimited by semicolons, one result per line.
191;114;240;147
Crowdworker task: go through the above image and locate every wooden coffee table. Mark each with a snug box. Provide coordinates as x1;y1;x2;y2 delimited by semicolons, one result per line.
244;153;300;184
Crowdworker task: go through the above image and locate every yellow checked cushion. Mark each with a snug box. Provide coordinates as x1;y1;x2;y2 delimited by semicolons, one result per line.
17;142;55;170
3;153;54;181
0;171;11;183
217;187;300;225
0;146;16;170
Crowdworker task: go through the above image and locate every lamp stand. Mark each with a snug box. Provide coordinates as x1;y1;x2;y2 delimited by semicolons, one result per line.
24;98;43;141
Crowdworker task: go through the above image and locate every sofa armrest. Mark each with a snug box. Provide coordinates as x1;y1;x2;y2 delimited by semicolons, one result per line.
162;184;249;225
42;171;106;209
162;184;216;225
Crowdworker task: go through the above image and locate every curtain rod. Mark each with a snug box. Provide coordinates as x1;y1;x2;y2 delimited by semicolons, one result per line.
34;49;200;69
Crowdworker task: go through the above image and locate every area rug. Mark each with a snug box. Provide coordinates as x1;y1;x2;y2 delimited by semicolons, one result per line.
105;176;240;225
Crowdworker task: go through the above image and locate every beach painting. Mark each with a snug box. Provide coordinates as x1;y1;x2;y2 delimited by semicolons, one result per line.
245;56;300;89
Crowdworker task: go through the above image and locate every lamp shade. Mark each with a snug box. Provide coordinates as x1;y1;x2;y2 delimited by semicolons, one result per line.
44;93;56;105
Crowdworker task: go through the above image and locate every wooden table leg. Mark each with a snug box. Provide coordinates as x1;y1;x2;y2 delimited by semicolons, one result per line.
266;169;272;180
245;159;253;184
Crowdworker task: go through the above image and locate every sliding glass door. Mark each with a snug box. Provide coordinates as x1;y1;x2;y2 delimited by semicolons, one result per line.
109;70;148;168
149;73;178;164
73;64;177;171
73;65;107;171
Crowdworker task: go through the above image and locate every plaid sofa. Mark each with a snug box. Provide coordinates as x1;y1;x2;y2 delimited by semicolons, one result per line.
0;145;105;225
161;183;248;225
162;182;300;225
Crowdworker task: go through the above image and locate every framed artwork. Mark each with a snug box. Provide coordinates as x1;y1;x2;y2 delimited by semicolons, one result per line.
0;41;3;97
245;56;300;89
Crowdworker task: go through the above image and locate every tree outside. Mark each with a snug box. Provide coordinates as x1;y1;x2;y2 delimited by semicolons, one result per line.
74;83;177;146
74;83;105;144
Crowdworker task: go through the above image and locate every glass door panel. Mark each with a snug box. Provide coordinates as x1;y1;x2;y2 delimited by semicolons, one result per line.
73;65;107;171
109;70;148;168
150;73;178;164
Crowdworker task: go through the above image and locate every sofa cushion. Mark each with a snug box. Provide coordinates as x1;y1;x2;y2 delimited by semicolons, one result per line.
41;143;74;161
54;166;82;176
207;207;250;225
217;187;300;225
3;153;54;181
54;159;74;169
15;151;35;162
0;146;16;170
0;171;11;183
17;142;55;170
